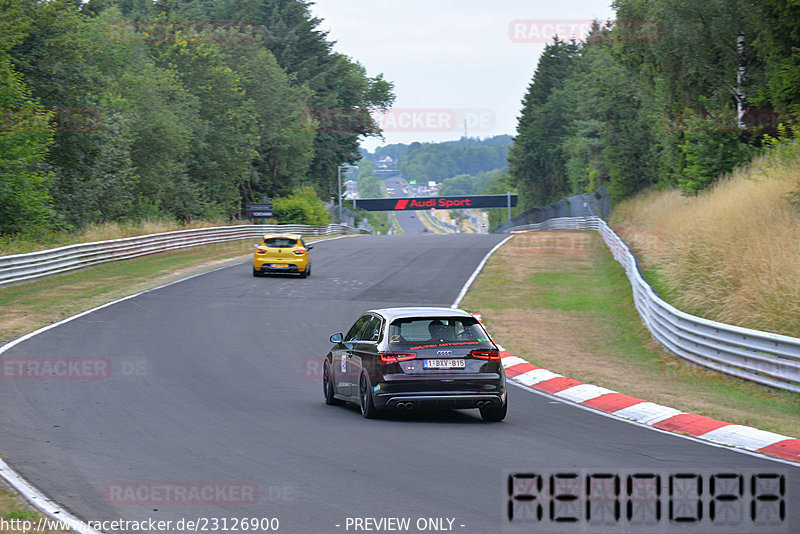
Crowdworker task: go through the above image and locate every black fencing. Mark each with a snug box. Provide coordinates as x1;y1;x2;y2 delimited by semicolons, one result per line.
491;187;611;233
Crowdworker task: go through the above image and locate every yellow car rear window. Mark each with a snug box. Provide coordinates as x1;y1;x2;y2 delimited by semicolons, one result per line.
264;238;298;248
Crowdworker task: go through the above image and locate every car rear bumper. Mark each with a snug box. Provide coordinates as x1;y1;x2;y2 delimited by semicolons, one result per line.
255;262;306;273
380;393;505;410
372;375;506;410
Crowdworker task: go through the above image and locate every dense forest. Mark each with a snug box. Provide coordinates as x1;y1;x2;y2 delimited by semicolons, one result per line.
0;0;394;236
508;0;800;209
6;0;800;239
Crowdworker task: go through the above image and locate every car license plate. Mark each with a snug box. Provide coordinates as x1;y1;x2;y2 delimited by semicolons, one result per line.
270;263;289;268
424;359;465;369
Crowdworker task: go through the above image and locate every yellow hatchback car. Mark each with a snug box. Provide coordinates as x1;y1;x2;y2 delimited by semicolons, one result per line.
252;233;313;278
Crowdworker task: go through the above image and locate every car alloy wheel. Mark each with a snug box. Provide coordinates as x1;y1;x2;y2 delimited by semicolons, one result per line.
323;362;341;406
359;373;378;419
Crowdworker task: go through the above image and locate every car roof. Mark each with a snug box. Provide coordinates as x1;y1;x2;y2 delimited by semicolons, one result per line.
261;233;303;240
367;307;474;321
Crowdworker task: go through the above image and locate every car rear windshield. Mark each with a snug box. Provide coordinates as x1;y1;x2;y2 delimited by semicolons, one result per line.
387;317;494;349
263;237;298;248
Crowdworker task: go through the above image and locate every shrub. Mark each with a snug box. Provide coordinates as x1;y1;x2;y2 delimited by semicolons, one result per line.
272;187;332;226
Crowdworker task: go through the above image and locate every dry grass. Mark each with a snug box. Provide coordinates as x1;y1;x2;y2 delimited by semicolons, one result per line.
612;144;800;337
461;233;800;436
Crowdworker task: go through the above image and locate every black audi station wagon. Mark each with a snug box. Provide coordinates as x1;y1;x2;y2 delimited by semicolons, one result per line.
323;307;507;421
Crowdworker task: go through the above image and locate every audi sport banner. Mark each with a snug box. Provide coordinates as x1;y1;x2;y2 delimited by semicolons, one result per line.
355;194;517;212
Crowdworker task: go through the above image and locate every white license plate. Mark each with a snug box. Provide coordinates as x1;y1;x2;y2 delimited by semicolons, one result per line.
424;359;465;369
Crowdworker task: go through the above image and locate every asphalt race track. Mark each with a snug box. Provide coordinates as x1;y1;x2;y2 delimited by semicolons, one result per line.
0;234;797;534
383;177;429;234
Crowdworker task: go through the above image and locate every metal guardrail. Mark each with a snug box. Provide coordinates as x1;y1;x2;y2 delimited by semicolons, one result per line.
492;187;610;233
507;216;800;393
0;224;369;288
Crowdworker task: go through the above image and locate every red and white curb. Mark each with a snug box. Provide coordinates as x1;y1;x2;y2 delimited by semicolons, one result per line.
458;252;798;464
500;351;800;464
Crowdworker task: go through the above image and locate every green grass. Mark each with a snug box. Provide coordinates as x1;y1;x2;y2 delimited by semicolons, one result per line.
460;232;800;437
529;271;618;312
0;485;63;534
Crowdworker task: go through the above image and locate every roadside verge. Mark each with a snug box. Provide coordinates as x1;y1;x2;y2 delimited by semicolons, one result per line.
457;231;799;464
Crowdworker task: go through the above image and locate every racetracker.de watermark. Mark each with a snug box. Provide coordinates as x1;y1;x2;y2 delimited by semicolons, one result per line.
0;356;110;380
508;19;663;43
374;108;496;133
509;230;665;256
104;481;259;506
373;108;497;132
306;108;496;134
301;357;323;380
662;108;796;134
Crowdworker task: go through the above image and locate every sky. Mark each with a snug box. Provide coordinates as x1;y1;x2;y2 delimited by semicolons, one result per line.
307;0;617;152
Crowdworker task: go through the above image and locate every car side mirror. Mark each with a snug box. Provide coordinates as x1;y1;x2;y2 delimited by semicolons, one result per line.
307;245;314;250
330;333;343;343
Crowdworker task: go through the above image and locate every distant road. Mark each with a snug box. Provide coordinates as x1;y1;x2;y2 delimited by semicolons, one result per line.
383;176;429;234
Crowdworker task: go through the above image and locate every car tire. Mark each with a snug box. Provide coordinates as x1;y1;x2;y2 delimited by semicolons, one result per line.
480;401;507;422
252;268;262;277
300;266;309;278
359;373;379;419
323;361;342;406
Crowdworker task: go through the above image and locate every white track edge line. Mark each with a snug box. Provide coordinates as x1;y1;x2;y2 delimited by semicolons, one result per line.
0;235;353;532
450;235;795;462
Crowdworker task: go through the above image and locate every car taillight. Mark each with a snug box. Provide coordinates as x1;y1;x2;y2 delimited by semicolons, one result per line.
293;249;306;255
378;352;417;364
256;247;268;254
471;349;500;361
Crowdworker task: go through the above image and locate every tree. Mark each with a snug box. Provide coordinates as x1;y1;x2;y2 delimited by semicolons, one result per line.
0;0;54;235
222;44;315;200
750;0;800;112
151;17;260;219
482;171;522;231
213;0;395;196
508;38;581;207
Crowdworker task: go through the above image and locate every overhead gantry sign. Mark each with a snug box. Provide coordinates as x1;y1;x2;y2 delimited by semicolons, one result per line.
355;194;517;211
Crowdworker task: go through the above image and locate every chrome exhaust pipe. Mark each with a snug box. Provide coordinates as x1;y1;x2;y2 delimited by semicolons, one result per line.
396;402;407;409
